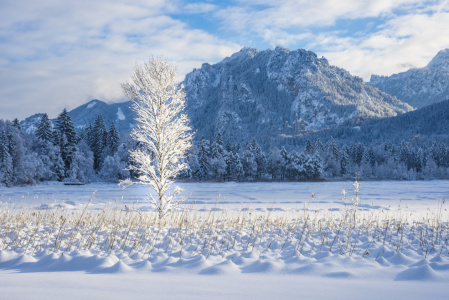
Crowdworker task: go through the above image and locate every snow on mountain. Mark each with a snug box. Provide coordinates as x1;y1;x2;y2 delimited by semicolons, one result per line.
185;47;413;146
369;49;449;109
20;100;134;136
68;99;134;134
116;108;125;121
19;47;416;147
87;101;97;109
20;113;46;134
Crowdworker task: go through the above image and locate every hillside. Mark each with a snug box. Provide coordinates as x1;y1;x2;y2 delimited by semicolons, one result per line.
185;47;412;147
286;99;449;147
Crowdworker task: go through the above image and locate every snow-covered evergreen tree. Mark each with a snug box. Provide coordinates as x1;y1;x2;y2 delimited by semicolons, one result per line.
209;133;226;180
241;142;257;180
305;139;314;155
251;139;266;179
0;130;13;186
36;113;53;141
55;109;77;146
12;118;22;132
340;146;350;176
107;123;120;154
196;137;210;180
231;152;245;181
90;115;108;171
53;109;78;177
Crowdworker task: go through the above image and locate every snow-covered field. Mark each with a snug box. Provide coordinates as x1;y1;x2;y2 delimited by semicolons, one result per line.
1;181;448;299
1;180;447;211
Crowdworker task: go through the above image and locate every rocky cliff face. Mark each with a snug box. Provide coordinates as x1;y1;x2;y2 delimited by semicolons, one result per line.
184;46;412;146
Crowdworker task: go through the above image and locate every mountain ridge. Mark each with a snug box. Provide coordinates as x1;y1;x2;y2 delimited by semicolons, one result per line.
19;46;446;148
369;48;449;108
185;46;412;147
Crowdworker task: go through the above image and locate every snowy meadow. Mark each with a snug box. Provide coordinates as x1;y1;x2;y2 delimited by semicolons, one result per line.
0;181;448;299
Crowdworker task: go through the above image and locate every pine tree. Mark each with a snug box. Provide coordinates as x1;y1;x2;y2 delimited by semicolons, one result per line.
286;150;305;180
314;139;324;155
209;133;226;180
55;109;77;146
196;137;210;180
91;115;108;171
305;139;314;155
251;139;266;179
340;146;350;176
0;130;10;163
54;109;78;177
308;152;323;180
0;130;13;186
108;123;120;154
85;122;93;147
231;152;245;181
36;113;53;141
241;144;257;180
12;118;22;132
215;133;224;151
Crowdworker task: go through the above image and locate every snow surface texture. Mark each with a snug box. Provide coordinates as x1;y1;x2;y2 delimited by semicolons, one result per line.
0;181;448;299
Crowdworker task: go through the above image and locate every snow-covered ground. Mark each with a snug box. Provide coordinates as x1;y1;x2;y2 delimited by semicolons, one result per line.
1;180;447;211
0;181;448;299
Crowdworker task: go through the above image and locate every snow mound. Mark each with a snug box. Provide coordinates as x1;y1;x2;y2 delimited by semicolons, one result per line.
395;265;440;281
387;252;416;266
199;259;240;275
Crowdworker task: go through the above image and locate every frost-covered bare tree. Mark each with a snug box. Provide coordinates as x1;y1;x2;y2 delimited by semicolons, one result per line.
120;56;193;219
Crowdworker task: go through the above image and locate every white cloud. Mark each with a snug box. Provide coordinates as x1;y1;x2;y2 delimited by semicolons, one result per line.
216;0;421;37
0;0;240;120
215;0;449;80
184;3;217;14
1;0;449;120
314;7;449;80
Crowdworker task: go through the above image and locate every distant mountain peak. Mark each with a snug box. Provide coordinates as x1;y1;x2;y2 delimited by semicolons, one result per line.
427;48;449;69
369;48;449;109
274;46;290;53
223;47;259;63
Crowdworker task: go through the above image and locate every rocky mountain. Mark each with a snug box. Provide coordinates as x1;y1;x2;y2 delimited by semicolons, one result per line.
20;47;416;148
184;47;413;147
369;49;449;109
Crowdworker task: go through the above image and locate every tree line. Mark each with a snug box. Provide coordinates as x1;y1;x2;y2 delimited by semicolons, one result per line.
1;112;449;186
185;133;449;181
0;110;129;186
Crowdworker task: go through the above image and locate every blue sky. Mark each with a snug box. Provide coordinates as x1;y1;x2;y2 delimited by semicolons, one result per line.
1;0;449;120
